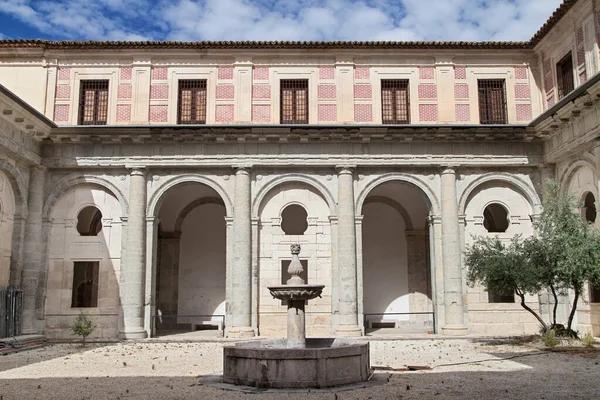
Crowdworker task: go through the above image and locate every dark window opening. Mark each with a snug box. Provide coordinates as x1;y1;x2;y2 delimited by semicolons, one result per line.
281;205;308;235
590;280;600;303
488;290;515;303
381;80;410;124
78;80;109;125
583;192;597;223
71;261;99;308
478;79;507;124
556;53;574;100
178;80;207;124
77;206;103;236
483;203;509;233
280;80;308;124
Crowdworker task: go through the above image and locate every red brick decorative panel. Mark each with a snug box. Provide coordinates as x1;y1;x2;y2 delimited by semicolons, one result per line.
514;67;527;80
516;104;532;121
547;95;555;108
151;67;168;80
514;84;531;99
216;85;235;99
149;105;168;122
580;71;587;85
55;85;71;99
253;67;269;80
150;84;168;99
454;84;469;99
118;84;132;99
543;58;553;92
58;68;71;81
418;84;437;99
354;84;372;99
216;104;234;122
454;67;467;80
116;104;131;122
354;67;370;80
354;104;372;122
120;67;132;81
252;85;271;99
218;66;234;80
319;66;335;80
318;104;336;122
252;104;270;122
54;104;69;122
419;104;438;122
455;104;470;122
318;84;336;99
419;67;435;80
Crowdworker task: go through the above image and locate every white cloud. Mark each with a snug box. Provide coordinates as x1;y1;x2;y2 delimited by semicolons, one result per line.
0;0;565;42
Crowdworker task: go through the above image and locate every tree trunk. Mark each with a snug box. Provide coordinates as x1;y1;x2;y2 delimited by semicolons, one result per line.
567;285;580;332
550;285;559;326
517;291;548;331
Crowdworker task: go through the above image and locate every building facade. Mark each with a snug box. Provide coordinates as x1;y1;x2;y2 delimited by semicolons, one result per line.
1;0;599;339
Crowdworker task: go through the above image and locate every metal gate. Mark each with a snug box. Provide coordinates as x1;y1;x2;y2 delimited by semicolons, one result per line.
0;287;23;338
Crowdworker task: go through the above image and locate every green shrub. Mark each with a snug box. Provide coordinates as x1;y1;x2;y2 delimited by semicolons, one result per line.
72;312;96;346
544;329;560;347
583;332;596;347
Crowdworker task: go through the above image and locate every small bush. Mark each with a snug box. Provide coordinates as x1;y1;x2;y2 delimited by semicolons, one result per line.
544;329;560;347
72;312;96;346
583;332;596;347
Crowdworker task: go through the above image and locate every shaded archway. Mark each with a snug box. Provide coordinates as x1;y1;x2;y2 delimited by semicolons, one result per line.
152;181;227;336
360;180;433;333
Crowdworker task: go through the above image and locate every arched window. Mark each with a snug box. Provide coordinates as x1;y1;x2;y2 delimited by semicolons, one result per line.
77;206;103;236
583;192;597;223
483;203;509;233
281;204;308;235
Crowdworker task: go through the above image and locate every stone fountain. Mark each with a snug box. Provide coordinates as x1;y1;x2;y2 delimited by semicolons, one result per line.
223;244;370;389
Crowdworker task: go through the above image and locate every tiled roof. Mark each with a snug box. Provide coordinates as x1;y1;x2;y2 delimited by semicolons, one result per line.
530;0;579;45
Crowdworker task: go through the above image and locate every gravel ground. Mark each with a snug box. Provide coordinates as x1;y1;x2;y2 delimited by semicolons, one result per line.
0;338;598;399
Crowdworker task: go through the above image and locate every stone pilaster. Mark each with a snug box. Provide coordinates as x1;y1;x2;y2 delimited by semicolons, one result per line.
21;166;46;334
594;142;600;205
156;231;181;328
228;166;255;337
406;230;432;326
440;167;468;335
335;166;362;336
119;167;148;339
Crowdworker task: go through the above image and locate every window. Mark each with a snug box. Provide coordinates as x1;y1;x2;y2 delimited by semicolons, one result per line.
483;203;509;233
178;80;207;124
71;261;99;308
590;280;600;303
77;206;103;236
381;80;410;124
488;290;515;303
582;192;597;223
478;79;507;124
280;80;308;124
556;53;574;100
281;205;308;235
78;80;109;125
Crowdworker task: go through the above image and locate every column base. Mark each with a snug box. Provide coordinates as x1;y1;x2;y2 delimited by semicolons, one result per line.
335;324;362;337
441;324;468;336
119;328;148;340
227;326;256;338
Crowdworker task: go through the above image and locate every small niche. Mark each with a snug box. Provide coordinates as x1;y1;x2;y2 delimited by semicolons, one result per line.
77;206;103;236
483;203;509;233
281;204;308;235
583;192;597;223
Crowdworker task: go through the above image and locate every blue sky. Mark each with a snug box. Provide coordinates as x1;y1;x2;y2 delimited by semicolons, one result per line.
0;0;564;42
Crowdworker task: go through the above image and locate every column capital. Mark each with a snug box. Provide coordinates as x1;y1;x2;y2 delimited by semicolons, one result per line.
126;166;147;176
30;165;47;173
335;165;356;175
440;165;459;175
233;164;252;174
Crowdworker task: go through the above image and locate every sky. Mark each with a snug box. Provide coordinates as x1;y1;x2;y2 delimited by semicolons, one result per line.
0;0;565;42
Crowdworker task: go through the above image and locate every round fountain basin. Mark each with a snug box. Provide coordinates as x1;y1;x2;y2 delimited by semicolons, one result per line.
223;338;370;388
267;284;325;301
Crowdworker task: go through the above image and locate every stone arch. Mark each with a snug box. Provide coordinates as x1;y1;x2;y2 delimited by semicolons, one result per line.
43;174;128;219
458;173;541;215
252;174;336;217
0;161;26;216
363;196;413;230
148;175;232;218
356;173;440;215
559;158;596;193
173;196;225;232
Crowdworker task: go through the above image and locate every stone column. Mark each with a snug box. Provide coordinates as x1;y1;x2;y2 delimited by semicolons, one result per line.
21;166;46;335
594;143;600;206
440;167;468;335
119;167;148;339
229;166;255;337
335;166;362;337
